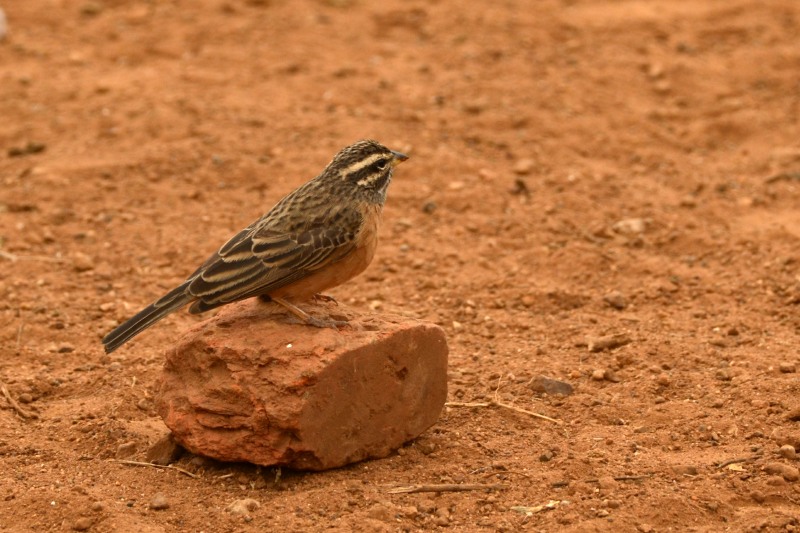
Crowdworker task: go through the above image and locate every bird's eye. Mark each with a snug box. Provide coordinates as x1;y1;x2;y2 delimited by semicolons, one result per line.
375;160;389;171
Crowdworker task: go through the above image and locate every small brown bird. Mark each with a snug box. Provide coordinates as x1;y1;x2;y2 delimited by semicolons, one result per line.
102;140;408;353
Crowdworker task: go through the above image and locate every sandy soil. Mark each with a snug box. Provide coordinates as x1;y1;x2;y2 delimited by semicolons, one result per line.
2;0;800;531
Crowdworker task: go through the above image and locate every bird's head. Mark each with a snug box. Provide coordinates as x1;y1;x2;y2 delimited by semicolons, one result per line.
324;139;408;203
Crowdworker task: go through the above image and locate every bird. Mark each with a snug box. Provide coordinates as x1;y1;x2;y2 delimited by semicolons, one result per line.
102;139;408;353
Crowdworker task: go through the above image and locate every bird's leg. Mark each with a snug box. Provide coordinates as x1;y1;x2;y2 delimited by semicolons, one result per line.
313;293;338;305
271;296;348;329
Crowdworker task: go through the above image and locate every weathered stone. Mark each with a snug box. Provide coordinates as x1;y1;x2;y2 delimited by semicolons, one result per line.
529;375;574;396
115;441;137;459
156;300;448;470
764;462;800;482
145;432;184;466
587;333;632;353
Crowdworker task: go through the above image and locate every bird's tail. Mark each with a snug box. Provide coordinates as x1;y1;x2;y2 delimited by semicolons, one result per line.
102;285;193;353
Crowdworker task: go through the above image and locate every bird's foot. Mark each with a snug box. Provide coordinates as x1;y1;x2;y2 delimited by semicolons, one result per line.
271;296;347;330
313;293;338;305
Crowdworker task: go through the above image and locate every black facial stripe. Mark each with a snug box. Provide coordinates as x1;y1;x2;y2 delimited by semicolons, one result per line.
347;159;390;186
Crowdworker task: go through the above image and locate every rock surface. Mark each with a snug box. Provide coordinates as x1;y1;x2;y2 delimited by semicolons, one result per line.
156;299;448;470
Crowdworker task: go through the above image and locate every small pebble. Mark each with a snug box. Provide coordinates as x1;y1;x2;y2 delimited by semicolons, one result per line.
226;498;260;515
146;433;184;466
779;444;797;460
591;369;606;381
612;218;647;235
715;368;732;381
18;393;33;404
417;441;436;455
785;408;800;422
367;502;393;521
115;441;137;459
58;342;75;353
765;475;788;487
529;375;574;396
763;462;800;482
655;373;671;387
779;362;796;374
603;369;621;383
587;333;632;352
671;465;698;476
72;517;93;531
602;290;627;310
80;1;103;16
513;158;535;175
433;515;450;527
73;252;95;272
597;476;618;490
90;502;104;512
149;493;170;510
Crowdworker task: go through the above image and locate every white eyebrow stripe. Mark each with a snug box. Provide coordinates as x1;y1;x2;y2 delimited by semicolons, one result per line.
339;153;386;177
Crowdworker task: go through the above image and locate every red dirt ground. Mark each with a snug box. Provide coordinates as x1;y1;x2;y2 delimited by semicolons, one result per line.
2;0;800;531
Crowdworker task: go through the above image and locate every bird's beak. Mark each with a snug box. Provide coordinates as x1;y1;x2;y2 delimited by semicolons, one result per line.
390;150;409;167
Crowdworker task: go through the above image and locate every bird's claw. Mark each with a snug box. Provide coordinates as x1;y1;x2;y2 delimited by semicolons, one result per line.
313;293;339;305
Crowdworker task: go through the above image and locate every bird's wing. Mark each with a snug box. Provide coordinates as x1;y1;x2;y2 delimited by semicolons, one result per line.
184;208;362;310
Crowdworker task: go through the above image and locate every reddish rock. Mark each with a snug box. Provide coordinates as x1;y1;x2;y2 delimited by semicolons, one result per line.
155;299;448;470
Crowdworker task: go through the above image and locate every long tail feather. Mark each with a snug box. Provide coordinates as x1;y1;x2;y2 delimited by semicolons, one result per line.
102;287;193;353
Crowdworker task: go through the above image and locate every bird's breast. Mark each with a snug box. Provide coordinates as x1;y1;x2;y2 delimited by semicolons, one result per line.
269;203;383;301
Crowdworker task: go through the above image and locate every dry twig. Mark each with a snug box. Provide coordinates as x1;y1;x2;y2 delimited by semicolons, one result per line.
386;483;508;494
0;380;37;419
0;250;64;263
445;400;562;424
15;317;25;351
586;474;651;483
112;459;198;478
